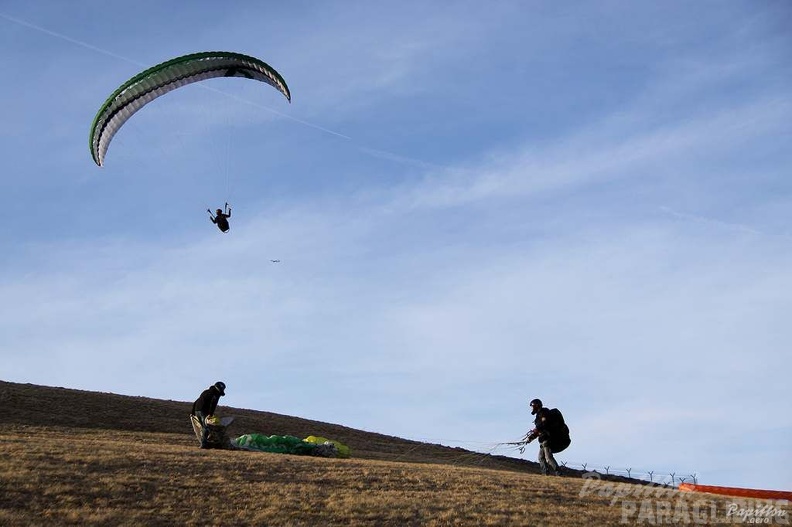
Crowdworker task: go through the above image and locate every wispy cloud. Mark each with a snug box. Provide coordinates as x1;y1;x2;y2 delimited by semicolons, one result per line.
401;94;791;211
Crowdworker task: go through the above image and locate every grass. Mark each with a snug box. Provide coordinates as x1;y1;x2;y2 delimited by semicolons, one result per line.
1;381;787;526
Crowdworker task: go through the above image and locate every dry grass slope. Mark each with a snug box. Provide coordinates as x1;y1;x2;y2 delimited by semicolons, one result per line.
2;381;784;526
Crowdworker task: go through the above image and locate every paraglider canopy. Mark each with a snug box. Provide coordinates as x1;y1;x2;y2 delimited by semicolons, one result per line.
89;51;291;167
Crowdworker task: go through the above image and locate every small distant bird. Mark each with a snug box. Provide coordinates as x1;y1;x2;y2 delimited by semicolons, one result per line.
270;260;281;263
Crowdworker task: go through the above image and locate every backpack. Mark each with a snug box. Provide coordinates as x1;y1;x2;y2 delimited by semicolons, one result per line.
547;408;571;453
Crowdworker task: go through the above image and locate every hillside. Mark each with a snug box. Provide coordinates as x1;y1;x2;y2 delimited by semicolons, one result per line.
2;380;551;472
1;380;768;526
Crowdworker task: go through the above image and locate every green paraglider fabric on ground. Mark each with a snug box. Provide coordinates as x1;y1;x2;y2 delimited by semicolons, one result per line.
233;434;319;455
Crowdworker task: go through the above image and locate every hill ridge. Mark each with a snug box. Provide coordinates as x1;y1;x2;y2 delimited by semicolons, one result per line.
2;379;559;475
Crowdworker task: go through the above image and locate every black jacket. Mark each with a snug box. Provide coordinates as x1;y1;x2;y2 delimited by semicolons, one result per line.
212;212;230;232
533;407;554;443
192;386;222;416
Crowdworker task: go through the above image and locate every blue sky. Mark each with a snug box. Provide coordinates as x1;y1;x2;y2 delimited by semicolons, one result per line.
1;1;790;490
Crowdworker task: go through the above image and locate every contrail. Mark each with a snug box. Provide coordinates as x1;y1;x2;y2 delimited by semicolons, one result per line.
0;10;346;137
199;85;352;140
1;10;440;170
659;206;791;240
0;11;146;67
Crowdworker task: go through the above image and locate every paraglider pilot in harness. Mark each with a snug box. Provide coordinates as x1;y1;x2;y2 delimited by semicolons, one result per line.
191;381;226;448
522;398;571;476
208;203;231;233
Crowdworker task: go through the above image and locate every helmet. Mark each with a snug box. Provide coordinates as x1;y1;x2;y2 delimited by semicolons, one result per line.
216;209;223;215
529;398;542;415
213;381;226;396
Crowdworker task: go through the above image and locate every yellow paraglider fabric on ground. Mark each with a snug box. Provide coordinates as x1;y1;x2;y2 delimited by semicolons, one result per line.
304;435;351;458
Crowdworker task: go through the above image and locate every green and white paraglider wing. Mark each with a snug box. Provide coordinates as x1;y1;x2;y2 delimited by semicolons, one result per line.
89;51;291;167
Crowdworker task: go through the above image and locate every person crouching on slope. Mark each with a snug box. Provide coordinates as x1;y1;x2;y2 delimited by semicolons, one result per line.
191;381;226;448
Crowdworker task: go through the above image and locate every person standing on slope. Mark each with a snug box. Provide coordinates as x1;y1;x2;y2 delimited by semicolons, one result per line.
523;398;570;476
